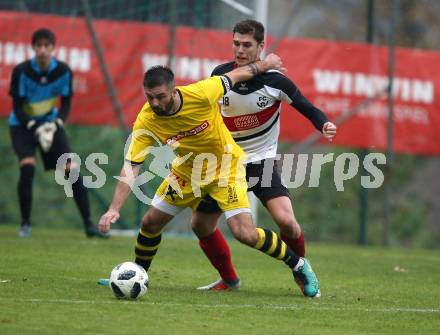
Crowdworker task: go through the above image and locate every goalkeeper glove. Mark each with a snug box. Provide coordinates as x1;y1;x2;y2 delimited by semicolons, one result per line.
26;120;38;132
33;122;57;152
55;118;64;127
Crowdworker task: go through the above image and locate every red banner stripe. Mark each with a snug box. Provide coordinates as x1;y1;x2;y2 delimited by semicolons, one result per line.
222;101;281;132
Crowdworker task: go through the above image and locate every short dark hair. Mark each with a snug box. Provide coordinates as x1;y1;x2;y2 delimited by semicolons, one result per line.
31;28;56;45
233;19;265;44
143;65;175;88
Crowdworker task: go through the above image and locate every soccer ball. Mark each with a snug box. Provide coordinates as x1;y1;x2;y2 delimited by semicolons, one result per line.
109;262;149;299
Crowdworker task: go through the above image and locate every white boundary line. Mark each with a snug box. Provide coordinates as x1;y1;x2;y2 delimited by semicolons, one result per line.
1;298;439;314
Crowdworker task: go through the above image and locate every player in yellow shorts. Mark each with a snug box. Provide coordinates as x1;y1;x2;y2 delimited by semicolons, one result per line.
98;56;320;297
153;166;249;215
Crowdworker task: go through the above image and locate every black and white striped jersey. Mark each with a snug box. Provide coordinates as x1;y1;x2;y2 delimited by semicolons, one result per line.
212;61;328;163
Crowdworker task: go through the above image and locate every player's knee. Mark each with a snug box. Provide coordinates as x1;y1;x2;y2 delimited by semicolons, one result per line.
228;219;258;246
18;164;35;188
140;211;165;235
64;162;79;175
191;220;206;238
191;215;201;231
274;214;301;237
19;157;36;167
275;215;296;229
191;212;220;238
64;161;79;171
140;214;156;234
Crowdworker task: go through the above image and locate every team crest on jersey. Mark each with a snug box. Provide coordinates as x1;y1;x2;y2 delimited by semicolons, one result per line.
233;114;260;130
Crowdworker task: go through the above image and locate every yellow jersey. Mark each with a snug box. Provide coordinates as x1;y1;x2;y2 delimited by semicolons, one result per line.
126;75;245;181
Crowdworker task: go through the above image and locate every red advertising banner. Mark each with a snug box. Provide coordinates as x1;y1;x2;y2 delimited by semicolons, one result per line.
276;38;440;155
1;11;439;155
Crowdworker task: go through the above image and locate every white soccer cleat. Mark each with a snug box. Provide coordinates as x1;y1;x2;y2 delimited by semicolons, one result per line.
197;278;240;291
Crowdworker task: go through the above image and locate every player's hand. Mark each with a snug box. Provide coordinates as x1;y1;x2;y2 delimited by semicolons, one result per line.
99;209;120;233
34;122;57;152
262;53;286;73
26;120;38;132
322;122;337;141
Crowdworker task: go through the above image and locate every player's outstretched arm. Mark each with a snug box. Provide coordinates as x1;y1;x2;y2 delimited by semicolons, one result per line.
225;53;286;86
99;163;141;233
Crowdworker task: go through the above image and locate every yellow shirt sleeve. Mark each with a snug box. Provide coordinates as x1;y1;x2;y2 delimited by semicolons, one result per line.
192;76;229;105
124;108;157;164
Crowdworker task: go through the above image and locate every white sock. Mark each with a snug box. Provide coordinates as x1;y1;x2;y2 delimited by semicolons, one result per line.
293;258;305;272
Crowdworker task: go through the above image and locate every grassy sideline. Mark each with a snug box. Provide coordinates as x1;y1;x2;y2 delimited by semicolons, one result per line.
0;225;439;335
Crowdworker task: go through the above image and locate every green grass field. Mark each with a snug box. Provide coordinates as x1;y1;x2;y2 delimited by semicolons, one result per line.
0;226;439;335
